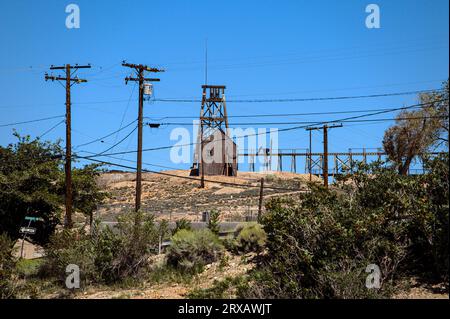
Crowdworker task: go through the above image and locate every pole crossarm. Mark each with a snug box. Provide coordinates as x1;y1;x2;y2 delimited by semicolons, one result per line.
125;77;161;84
45;74;87;83
306;123;344;131
122;62;165;73
49;64;91;70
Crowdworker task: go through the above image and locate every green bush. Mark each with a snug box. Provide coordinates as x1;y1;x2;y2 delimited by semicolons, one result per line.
107;212;160;281
407;153;449;281
207;210;221;235
172;218;192;235
0;233;18;299
167;229;223;273
40;211;160;285
39;229;97;285
239;157;449;299
234;223;266;254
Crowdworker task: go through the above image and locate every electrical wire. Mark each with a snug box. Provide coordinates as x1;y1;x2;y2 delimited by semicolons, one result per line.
0;115;65;128
153;116;448;126
81;99;448;158
0;87;442;109
38;120;65;139
88;125;138;157
77;150;188;171
74;155;306;192
73;119;137;149
153;89;443;103
113;82;137;145
145;105;424;120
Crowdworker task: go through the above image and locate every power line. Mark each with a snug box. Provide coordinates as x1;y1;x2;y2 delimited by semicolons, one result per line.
74;155;304;192
146;105;425;120
73;119;137;149
0;87;442;109
38;120;65;139
77;150;187;171
224;79;447;98
153;115;448;126
88;125;138;158
82;99;448;158
154;89;443;103
113;82;137;145
165;42;448;72
0;115;65;128
77;149;262;182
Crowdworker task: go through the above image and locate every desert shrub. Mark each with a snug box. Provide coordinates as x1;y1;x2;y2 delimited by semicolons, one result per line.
172;218;192;235
40;211;160;285
234;222;266;254
107;212;160;281
39;228;97;285
16;258;43;277
207;210;221;235
0;233;18;298
91;226;122;283
167;229;223;273
239;158;448;299
264;174;277;183
222;235;237;252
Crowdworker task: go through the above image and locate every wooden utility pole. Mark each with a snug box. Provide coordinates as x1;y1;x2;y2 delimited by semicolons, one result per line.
199;89;206;188
309;129;312;182
306;124;343;188
45;64;90;228
122;62;164;212
258;178;265;221
200;123;205;188
323;125;329;188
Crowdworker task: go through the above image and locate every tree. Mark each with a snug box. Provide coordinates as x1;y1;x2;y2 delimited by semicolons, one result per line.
0;133;107;244
383;80;449;175
207;209;221;235
419;80;449;146
70;164;108;227
0;133;63;244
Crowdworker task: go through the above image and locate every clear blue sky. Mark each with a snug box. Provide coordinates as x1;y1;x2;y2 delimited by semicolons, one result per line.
0;0;448;172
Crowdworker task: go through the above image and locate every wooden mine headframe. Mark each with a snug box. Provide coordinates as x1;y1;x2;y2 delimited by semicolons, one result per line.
191;85;237;183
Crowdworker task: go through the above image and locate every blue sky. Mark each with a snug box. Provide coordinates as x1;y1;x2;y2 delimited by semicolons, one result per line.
0;0;448;172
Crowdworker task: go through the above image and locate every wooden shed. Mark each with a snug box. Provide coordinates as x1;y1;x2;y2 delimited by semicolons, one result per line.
190;129;238;177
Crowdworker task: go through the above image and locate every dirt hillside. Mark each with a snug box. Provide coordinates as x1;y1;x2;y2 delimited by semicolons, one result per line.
93;170;318;223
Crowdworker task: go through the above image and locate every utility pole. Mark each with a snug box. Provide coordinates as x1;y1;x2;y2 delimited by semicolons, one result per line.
122;62;164;212
309;129;312;182
258;178;265;221
199;89;206;188
306;124;343;188
323;126;329;188
45;64;90;228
